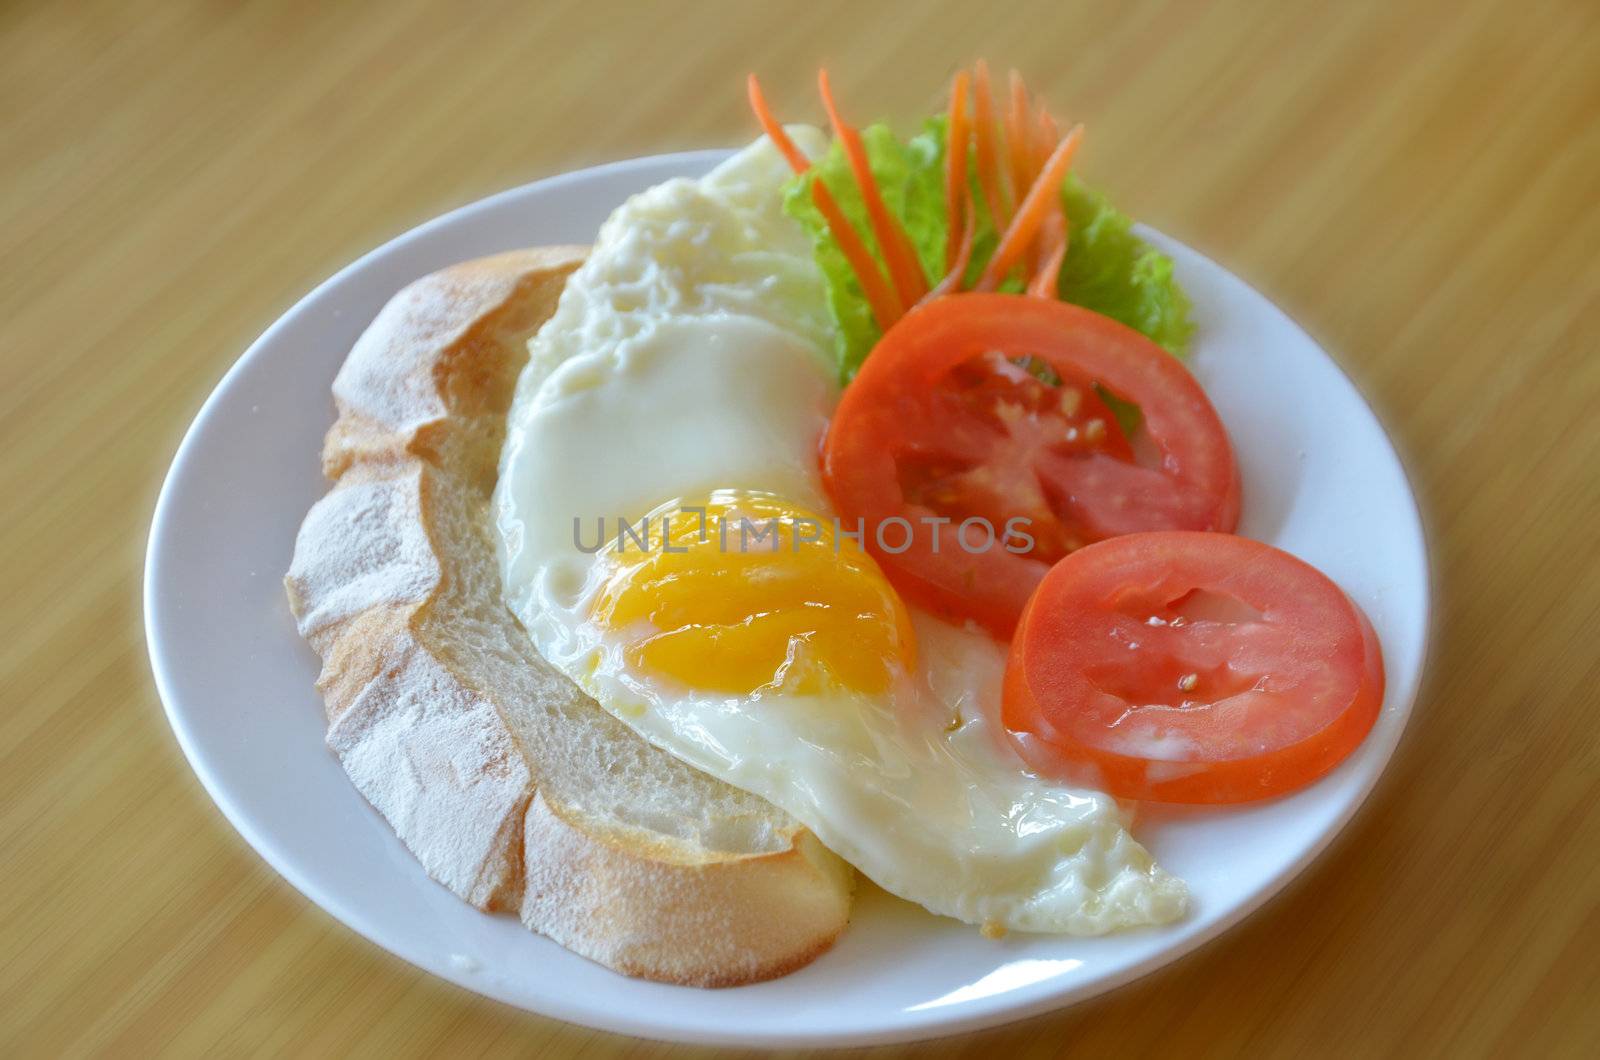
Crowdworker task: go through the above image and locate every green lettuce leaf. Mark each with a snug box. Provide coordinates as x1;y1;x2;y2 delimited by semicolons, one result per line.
782;123;946;383
1059;176;1193;356
782;117;1193;384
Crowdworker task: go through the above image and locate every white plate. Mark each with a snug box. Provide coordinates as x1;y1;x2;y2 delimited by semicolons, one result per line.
145;151;1429;1047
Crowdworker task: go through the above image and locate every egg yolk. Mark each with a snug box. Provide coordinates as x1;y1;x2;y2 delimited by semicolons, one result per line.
591;491;916;696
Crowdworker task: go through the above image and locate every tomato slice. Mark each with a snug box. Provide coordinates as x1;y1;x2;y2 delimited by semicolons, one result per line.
821;293;1240;636
1002;531;1385;803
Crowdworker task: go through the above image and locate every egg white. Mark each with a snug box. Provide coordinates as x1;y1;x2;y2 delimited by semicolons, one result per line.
494;132;1187;933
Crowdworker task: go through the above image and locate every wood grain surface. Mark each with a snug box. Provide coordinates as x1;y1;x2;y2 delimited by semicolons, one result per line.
4;0;1598;1055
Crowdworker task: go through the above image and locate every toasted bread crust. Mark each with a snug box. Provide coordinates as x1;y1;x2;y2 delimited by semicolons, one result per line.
522;794;852;987
286;248;852;985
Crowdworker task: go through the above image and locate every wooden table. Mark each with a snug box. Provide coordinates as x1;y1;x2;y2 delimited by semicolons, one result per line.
5;0;1598;1054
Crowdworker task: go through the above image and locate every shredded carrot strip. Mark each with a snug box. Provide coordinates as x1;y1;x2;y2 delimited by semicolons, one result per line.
971;60;1011;231
818;69;928;307
812;181;903;330
978;123;1084;291
1034;103;1059;172
943;69;971;274
745;74;810;174
1027;210;1067;297
926;189;977;304
1024;101;1066;295
1004;70;1044;288
747;73;901;328
1005;70;1035;205
751;66;1077;316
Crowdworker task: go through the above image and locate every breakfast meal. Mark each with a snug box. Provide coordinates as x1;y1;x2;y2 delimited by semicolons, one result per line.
284;64;1386;987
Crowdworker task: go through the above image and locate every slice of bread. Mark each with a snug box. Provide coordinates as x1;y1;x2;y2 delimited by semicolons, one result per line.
285;248;854;986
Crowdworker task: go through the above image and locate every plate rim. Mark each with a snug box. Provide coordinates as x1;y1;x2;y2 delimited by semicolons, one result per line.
144;149;1431;1047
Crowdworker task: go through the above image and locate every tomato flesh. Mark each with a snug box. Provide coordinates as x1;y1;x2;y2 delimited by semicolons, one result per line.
822;293;1240;637
893;352;1135;565
1002;531;1384;803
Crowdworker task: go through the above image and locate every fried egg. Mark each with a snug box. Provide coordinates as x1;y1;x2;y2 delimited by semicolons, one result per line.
494;131;1187;933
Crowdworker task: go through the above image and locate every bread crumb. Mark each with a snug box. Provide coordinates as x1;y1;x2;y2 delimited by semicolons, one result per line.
980;920;1007;940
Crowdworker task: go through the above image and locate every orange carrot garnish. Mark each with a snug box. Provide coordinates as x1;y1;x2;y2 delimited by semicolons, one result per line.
944;69;972;274
1034;102;1059;172
812;181;904;330
971;60;1011;231
978;123;1084;291
1027;210;1067;298
1005;70;1035;205
926;188;977;303
747;73;902;329
746;74;811;174
1026;101;1067;296
749;66;1079;323
818;69;929;307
